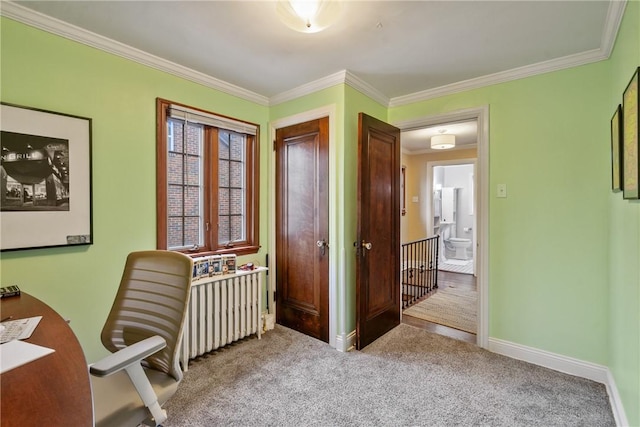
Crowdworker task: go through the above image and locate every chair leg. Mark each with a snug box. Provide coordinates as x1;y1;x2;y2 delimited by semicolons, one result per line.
124;364;168;426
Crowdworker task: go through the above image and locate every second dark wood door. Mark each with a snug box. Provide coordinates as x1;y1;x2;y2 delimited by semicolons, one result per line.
356;113;401;349
275;117;329;342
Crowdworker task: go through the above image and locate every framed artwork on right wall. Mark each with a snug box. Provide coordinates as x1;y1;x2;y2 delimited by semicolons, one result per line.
611;104;623;192
622;66;639;200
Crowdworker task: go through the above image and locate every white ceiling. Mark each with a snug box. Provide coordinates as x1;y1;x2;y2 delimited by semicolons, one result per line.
7;0;620;103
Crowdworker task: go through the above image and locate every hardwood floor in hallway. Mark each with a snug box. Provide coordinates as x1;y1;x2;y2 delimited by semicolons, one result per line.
402;270;477;344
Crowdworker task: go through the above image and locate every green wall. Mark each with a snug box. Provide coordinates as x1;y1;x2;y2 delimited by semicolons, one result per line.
390;62;611;364
0;17;270;362
607;1;640;424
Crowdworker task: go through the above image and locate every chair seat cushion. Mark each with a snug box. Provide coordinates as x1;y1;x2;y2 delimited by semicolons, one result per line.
91;367;179;427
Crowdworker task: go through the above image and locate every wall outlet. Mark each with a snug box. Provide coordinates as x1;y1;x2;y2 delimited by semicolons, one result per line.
497;184;507;198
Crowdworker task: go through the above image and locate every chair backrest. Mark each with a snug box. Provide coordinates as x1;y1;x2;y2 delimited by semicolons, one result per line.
100;250;193;382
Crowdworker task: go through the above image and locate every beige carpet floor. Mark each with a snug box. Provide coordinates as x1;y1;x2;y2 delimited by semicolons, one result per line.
403;285;477;333
163;324;615;426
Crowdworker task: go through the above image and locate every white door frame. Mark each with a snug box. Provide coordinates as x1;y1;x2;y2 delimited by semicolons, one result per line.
269;105;339;349
393;105;489;348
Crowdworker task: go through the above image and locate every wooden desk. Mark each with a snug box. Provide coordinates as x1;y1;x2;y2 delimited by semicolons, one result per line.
0;293;93;427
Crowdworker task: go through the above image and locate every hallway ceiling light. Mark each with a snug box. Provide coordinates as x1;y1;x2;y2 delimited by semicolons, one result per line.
276;0;341;33
431;130;456;150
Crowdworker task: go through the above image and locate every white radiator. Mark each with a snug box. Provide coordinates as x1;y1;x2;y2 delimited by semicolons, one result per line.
180;267;266;370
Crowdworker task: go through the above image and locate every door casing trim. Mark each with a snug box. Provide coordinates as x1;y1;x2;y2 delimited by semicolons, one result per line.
269;105;338;349
393;105;489;348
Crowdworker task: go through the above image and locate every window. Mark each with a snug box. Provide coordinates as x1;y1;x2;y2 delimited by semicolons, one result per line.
156;98;259;256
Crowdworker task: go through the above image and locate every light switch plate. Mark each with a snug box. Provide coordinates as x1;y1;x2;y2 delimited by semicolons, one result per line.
497;184;507;198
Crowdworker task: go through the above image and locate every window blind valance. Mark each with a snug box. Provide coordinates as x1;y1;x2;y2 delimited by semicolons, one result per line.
169;105;258;136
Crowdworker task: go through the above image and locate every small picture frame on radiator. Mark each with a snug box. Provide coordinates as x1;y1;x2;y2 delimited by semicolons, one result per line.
222;254;237;274
211;256;223;276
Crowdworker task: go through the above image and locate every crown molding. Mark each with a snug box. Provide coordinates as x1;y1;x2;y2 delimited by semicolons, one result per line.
600;0;627;58
0;1;270;106
268;69;389;106
343;71;389;106
269;70;347;106
389;48;607;107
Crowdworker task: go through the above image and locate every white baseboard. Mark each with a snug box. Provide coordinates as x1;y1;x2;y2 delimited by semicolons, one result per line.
488;338;628;426
336;330;356;352
605;369;630;427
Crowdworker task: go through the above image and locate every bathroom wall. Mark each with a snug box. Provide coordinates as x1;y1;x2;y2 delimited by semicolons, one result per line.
442;164;475;241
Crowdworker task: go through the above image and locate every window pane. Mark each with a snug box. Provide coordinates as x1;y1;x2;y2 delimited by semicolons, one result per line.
185;186;200;216
218;130;246;246
218;188;229;215
218;216;230;244
219;133;230;160
186;155;200;186
184;217;200;247
168;153;183;185
230;188;243;215
166;118;203;250
230;215;244;241
186;124;201;155
168;217;183;249
168;120;183;153
229;134;244;161
230;161;243;188
168;185;183;216
218;159;229;187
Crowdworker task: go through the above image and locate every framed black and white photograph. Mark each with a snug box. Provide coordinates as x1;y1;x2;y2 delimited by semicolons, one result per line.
1;103;92;251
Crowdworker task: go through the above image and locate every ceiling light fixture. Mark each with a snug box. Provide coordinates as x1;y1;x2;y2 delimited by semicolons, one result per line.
276;0;341;33
431;130;456;150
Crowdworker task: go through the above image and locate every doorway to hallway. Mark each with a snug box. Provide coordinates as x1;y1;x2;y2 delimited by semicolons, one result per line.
395;105;489;348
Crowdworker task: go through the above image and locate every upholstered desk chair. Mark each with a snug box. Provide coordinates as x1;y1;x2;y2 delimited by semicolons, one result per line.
89;250;193;427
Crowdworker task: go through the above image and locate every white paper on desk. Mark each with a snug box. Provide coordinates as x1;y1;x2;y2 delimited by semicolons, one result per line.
0;340;55;374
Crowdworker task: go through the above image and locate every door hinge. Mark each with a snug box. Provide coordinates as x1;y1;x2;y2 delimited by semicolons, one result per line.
273;291;277;300
273;139;276;151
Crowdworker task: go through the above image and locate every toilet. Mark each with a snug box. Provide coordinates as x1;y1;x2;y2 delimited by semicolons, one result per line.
448;237;471;260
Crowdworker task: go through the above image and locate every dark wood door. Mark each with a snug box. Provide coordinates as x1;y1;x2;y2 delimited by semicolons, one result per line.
356;113;401;350
276;117;329;342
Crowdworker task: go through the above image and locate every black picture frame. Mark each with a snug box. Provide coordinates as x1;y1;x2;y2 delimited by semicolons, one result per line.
611;104;623;192
622;67;639;200
1;103;93;251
